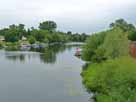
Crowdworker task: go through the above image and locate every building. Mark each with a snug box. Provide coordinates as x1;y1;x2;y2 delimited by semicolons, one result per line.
21;36;27;41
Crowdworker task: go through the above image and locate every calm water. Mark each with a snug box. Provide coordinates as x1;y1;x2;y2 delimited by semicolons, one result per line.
0;45;90;102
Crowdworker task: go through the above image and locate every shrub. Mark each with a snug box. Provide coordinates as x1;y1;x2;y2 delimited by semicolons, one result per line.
28;36;36;44
81;31;107;62
82;28;129;62
128;31;136;41
82;57;136;102
0;42;3;48
102;28;129;59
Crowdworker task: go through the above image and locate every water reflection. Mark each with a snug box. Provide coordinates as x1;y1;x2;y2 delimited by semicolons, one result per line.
0;44;91;102
4;45;75;64
5;53;25;62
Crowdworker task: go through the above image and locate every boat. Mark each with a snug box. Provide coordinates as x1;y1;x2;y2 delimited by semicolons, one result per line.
20;43;31;51
75;48;82;56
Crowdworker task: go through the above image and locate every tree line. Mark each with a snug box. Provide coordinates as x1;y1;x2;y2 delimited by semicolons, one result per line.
0;21;89;43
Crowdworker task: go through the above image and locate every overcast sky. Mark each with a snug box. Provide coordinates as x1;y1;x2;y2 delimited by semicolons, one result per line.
0;0;136;33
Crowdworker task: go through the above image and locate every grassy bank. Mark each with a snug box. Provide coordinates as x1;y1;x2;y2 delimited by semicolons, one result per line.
81;56;136;102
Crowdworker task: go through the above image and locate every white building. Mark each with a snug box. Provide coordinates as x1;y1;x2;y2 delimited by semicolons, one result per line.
22;36;27;41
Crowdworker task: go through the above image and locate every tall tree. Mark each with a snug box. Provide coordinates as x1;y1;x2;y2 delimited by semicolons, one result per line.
18;24;26;38
39;21;57;32
110;18;135;32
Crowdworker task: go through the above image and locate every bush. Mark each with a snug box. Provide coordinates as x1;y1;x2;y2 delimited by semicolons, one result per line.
5;42;19;51
128;31;136;41
0;42;3;48
81;57;136;102
82;28;129;62
102;28;129;59
28;36;36;44
81;31;107;62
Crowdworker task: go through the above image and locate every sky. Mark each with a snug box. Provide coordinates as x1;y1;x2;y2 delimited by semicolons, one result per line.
0;0;136;33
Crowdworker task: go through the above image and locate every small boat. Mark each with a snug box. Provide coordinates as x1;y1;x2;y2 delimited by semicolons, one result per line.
31;43;48;49
75;48;82;56
20;44;31;51
31;44;40;49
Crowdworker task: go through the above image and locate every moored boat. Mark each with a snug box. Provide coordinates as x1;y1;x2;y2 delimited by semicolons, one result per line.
75;48;82;56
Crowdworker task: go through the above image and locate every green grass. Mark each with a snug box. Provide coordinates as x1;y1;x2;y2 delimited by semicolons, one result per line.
81;56;136;102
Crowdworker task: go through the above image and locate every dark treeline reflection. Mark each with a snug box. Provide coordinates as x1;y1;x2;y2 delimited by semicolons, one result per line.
4;45;75;64
5;54;25;62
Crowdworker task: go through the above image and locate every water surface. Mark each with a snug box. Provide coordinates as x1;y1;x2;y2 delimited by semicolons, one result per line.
0;46;90;102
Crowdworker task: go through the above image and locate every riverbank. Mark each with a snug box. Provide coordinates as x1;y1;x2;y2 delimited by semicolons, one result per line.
80;19;136;102
81;56;136;102
0;41;84;52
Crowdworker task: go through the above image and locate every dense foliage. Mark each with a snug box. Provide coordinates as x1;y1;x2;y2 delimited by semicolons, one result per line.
82;31;107;62
0;21;89;43
82;57;136;102
110;19;135;32
81;19;136;102
39;21;57;32
102;28;129;59
82;19;133;62
128;31;136;41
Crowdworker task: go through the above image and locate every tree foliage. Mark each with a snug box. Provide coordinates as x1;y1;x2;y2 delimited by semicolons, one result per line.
39;21;57;32
82;19;133;62
0;21;89;43
82;31;106;62
102;28;129;59
81;18;136;102
82;57;136;102
128;31;136;41
110;19;135;32
28;36;36;44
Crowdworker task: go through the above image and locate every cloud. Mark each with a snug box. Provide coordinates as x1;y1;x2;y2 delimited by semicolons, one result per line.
0;0;136;33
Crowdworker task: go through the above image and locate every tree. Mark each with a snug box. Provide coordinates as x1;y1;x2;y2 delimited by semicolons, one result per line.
9;24;17;29
67;31;72;35
28;36;36;44
30;29;44;42
0;28;8;36
82;19;133;62
18;24;26;38
39;21;57;32
0;21;88;43
4;28;19;42
82;31;106;62
128;31;136;41
110;18;135;32
102;28;129;59
27;28;31;36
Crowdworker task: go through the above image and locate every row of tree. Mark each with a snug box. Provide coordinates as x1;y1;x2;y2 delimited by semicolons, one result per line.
82;18;136;62
0;21;89;43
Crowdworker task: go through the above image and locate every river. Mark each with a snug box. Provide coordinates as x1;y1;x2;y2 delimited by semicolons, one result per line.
0;45;90;102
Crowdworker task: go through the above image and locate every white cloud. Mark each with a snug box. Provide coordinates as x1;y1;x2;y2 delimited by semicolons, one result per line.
0;0;136;33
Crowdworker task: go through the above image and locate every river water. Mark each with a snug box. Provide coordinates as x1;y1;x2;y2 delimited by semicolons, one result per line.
0;45;90;102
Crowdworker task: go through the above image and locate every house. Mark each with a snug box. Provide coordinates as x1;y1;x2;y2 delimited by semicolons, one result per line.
21;36;27;41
